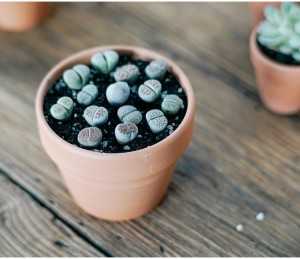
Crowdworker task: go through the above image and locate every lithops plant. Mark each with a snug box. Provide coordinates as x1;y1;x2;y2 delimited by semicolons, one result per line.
117;105;142;124
161;94;183;115
146;109;168;133
138;79;162;103
115;122;138;144
77;84;98;106
258;2;300;61
50;96;74;121
145;59;168;80
106;82;130;106
63;64;90;90
83;105;109;127
77;127;102;148
114;64;140;84
91;50;119;74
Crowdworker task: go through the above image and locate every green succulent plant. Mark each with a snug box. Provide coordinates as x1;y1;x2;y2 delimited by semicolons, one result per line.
258;2;300;61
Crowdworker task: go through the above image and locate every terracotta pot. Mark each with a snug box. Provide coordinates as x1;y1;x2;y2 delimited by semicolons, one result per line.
0;2;52;32
250;27;300;115
36;45;196;221
249;2;281;28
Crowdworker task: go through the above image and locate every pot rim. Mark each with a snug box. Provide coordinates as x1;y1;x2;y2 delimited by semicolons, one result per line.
251;25;300;72
36;45;196;159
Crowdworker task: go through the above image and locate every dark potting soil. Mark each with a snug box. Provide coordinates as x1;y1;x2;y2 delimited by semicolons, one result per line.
43;55;188;153
257;36;300;66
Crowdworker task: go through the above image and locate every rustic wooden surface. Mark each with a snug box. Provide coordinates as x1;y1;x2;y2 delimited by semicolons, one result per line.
0;2;299;257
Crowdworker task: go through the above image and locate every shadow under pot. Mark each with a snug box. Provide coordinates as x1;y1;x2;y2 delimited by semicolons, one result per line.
250;26;300;115
0;2;52;32
35;45;196;221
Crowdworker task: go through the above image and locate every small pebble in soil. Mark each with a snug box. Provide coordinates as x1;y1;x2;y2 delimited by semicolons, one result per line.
115;122;138;144
114;64;140;84
138;79;162;103
145;59;168;80
91;50;119;74
50;96;74;121
63;64;90;90
161;94;183;115
106;81;130;106
256;212;265;222
77;127;102;148
117;105;142;124
235;224;243;232
83;105;108;126
146;109;168;133
77;84;98;106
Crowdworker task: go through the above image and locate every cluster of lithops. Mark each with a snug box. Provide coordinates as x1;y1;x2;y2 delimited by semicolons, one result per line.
48;50;186;151
258;2;300;63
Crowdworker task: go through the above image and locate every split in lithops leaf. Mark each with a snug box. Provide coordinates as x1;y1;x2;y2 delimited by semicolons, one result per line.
138;79;162;103
117;105;142;124
115;122;138;144
161;94;183;115
146;109;168;134
258;2;300;62
145;59;168;80
77;84;98;106
83;105;109;127
50;96;74;121
63;64;90;90
114;64;140;84
106;82;130;106
91;50;119;74
77;127;102;148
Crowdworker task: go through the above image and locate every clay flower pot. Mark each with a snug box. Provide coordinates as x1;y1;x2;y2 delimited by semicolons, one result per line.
0;2;52;32
249;2;281;28
36;45;196;221
250;27;300;115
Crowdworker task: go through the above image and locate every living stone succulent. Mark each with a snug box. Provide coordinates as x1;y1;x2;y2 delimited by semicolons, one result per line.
146;109;168;133
115;122;138;144
91;50;119;74
106;82;130;106
114;64;140;84
50;96;74;121
77;84;98;106
63;64;90;90
138;79;162;103
161;94;183;115
145;59;168;80
83;105;108;127
258;2;300;61
77;127;102;148
117;105;142;124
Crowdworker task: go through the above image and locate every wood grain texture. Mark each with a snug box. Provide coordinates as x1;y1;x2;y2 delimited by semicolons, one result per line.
0;2;299;256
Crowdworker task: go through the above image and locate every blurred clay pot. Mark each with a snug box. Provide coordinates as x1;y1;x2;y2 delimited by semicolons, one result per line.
36;45;196;221
250;27;300;115
249;2;281;28
0;2;52;32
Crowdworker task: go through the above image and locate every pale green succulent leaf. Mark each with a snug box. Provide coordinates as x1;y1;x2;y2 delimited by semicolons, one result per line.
281;2;294;16
289;35;300;48
292;51;300;61
258;35;287;48
279;45;293;54
258;21;279;37
294;21;300;34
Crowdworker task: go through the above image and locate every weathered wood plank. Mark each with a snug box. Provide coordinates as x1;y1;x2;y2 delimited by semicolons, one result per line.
0;2;299;256
0;173;102;257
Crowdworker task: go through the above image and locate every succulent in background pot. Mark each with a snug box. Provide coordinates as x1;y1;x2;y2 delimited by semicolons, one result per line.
0;2;52;32
36;45;195;221
250;2;300;115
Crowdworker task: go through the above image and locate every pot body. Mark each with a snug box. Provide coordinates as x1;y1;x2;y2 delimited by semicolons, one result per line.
249;2;281;28
0;2;52;32
250;27;300;115
36;46;195;221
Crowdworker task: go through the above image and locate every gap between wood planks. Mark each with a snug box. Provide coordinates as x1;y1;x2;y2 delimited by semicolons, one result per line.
0;168;114;257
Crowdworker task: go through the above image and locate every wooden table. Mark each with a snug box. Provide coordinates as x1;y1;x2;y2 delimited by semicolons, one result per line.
0;2;299;256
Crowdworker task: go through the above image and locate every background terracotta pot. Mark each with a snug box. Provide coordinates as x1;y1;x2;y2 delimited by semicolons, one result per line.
250;27;300;115
249;2;281;28
0;2;52;32
36;45;196;221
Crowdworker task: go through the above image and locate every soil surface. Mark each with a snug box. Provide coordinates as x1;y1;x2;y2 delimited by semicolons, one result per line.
43;55;187;153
